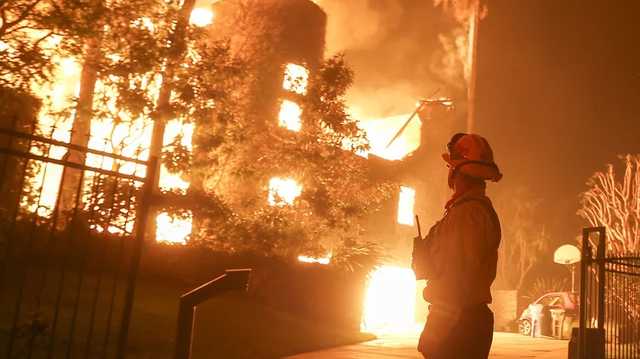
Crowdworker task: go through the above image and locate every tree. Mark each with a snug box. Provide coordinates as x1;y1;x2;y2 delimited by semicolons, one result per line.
578;155;640;329
493;186;548;291
578;154;640;254
56;0;167;215
161;53;394;263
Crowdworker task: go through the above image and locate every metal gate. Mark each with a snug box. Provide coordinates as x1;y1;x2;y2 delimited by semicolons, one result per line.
579;227;640;359
0;127;157;358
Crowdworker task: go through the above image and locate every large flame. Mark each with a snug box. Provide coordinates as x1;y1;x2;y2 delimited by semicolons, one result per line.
353;110;422;160
25;8;207;242
361;266;418;335
268;177;302;206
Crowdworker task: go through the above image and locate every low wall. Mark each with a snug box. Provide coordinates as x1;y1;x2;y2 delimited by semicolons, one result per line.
139;243;368;331
490;289;519;332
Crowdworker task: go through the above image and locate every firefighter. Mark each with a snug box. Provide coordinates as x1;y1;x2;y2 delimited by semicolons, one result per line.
412;133;502;359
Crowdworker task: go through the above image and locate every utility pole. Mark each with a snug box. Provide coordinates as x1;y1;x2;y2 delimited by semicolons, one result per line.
466;0;481;133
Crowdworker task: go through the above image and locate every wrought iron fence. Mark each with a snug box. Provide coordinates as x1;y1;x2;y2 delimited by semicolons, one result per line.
579;227;640;359
0;126;157;358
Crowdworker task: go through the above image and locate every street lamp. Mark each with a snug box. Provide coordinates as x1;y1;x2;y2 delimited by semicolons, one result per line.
553;244;581;292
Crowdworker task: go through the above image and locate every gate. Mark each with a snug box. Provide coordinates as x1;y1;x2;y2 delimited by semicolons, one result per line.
579;227;640;359
0;127;157;358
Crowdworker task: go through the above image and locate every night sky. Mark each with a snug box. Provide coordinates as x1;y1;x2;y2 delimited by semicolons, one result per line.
476;0;640;248
321;0;640;262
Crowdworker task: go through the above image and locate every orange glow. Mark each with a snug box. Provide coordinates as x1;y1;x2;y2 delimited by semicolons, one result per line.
361;266;418;335
159;119;193;193
278;100;302;132
189;8;214;27
397;186;416;226
268;177;302;206
27;52;194;242
282;63;309;95
25;56;81;217
298;253;331;265
155;212;192;244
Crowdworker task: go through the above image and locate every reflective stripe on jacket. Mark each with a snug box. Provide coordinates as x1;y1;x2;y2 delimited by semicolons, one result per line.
412;189;501;308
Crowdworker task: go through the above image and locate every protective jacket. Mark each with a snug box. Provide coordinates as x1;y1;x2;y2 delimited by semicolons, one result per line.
412;188;501;308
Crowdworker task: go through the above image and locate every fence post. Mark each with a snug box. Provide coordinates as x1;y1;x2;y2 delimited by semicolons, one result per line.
578;228;589;359
116;155;159;359
596;228;606;332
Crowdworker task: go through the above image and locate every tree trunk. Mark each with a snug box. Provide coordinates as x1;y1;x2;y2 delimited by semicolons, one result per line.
57;37;101;220
146;0;196;242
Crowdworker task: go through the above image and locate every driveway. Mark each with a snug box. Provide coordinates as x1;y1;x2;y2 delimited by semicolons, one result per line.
286;332;568;359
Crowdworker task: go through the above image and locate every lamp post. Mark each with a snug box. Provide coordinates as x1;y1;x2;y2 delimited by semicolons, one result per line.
553;244;581;292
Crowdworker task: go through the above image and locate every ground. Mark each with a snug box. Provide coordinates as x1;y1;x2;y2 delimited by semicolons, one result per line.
286;332;569;359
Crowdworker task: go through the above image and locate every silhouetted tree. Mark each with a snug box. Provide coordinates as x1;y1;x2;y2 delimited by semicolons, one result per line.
493;187;548;291
579;154;640;254
578;154;640;330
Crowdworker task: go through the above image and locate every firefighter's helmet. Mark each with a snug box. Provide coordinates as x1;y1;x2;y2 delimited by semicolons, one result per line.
443;133;502;182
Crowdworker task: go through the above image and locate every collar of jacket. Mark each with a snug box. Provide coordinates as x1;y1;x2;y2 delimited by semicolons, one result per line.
444;187;489;212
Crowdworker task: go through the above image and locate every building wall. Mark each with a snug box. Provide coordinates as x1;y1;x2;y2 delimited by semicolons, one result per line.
365;105;461;264
212;0;326;127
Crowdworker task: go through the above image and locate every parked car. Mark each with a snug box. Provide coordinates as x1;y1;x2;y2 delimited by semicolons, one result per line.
518;291;578;337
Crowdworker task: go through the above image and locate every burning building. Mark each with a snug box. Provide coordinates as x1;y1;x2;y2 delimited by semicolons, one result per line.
208;0;464;333
206;0;326;207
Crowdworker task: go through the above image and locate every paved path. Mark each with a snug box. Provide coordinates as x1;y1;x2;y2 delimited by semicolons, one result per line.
287;332;568;359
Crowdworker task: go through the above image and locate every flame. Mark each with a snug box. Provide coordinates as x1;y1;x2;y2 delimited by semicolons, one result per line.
282;63;309;95
361;266;418;335
397;186;416;226
25;56;81;216
155;211;192;244
27;50;194;242
268;177;302;206
159;119;193;193
189;8;214;27
278;100;302;132
356;113;421;160
298;253;331;265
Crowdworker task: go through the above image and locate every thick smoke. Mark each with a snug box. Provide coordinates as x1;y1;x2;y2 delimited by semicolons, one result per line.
315;0;470;118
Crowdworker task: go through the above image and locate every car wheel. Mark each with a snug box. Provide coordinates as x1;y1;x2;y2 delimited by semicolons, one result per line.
519;319;532;336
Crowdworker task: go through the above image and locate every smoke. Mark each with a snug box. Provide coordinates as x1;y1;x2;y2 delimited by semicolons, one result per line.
315;0;472;120
320;0;403;55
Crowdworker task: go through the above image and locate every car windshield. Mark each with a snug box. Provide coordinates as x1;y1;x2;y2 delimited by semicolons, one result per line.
538;295;562;307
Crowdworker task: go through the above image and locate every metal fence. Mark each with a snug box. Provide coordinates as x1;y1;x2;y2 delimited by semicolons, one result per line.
579;227;640;359
0;127;156;358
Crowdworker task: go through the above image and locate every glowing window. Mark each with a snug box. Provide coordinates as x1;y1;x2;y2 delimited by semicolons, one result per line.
282;63;309;95
397;186;416;226
298;253;331;265
268;177;302;206
190;8;214;27
278;100;302;132
156;211;192;245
